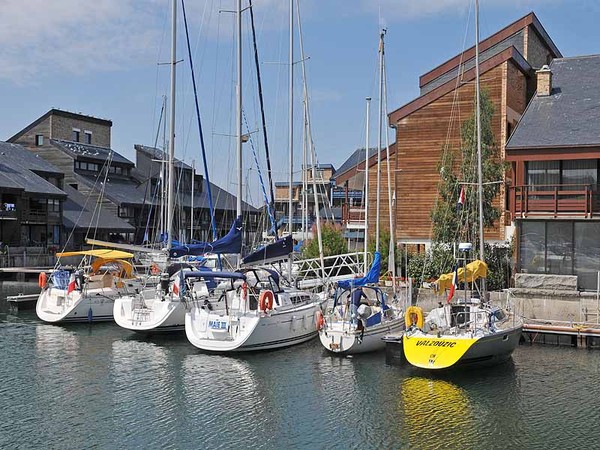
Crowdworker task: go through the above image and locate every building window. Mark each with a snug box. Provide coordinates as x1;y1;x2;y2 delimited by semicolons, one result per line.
84;131;92;144
47;199;60;213
72;128;81;142
562;159;598;191
526;161;560;190
51;225;61;245
35;134;44;146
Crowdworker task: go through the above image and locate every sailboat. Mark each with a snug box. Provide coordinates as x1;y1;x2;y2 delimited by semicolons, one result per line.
401;0;522;370
184;0;324;352
36;249;139;323
113;0;222;333
318;30;404;355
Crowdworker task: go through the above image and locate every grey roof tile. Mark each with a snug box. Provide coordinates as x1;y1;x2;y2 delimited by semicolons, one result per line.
50;139;134;165
62;184;135;231
506;55;600;149
0;141;66;196
334;148;378;179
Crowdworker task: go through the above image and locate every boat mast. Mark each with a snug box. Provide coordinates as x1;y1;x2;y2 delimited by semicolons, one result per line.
190;159;195;242
236;0;243;263
166;0;177;252
475;0;485;264
287;0;294;238
296;0;325;281
382;50;396;294
364;97;371;273
376;29;385;252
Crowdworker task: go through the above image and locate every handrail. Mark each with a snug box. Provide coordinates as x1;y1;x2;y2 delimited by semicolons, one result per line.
509;183;597;218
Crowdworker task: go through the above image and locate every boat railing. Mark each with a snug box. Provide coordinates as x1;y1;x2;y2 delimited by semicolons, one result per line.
452;310;489;335
294;252;368;289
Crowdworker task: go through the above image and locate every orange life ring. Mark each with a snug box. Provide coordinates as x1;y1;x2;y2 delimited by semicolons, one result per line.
258;290;274;312
38;272;47;289
315;310;325;330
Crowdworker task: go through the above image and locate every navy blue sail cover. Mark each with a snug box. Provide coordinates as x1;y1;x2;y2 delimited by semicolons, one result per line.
337;251;381;289
242;234;294;265
169;218;242;258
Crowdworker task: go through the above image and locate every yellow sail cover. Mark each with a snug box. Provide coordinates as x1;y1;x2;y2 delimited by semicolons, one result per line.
436;259;488;294
56;249;135;259
403;335;480;369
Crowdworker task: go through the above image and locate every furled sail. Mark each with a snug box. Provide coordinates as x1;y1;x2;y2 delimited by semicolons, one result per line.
169;218;242;258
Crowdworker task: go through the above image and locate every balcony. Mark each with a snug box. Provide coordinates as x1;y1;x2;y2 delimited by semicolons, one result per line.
510;184;599;218
0;210;17;220
342;205;367;227
21;209;47;223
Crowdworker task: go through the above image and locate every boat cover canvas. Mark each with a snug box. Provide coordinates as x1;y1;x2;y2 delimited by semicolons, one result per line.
169;218;242;258
436;259;488;294
241;234;293;265
337;251;381;289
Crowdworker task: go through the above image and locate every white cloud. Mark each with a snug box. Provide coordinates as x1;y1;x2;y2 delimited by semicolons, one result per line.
0;0;169;83
0;0;310;84
357;0;557;21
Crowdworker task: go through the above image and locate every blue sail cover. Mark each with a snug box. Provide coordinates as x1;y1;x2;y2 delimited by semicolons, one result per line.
337;251;381;289
169;218;242;258
242;234;294;265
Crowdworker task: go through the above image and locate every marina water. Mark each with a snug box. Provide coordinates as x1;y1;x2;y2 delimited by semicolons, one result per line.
1;306;598;448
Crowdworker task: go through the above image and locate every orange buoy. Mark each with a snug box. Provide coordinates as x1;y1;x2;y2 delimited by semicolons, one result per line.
315;310;325;330
258;290;274;312
241;282;248;301
38;272;47;289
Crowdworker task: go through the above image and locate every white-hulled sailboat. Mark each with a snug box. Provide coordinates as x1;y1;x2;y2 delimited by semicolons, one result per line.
184;0;325;352
318;30;404;355
36;249;138;323
401;0;522;370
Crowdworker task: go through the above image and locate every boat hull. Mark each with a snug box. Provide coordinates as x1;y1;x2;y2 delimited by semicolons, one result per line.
36;287;116;323
113;294;186;333
403;325;522;370
186;303;321;352
320;318;405;354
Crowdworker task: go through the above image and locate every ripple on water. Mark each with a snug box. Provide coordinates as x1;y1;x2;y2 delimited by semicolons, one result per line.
1;312;599;449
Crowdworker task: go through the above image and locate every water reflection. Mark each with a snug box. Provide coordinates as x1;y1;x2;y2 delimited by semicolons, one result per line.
400;377;476;448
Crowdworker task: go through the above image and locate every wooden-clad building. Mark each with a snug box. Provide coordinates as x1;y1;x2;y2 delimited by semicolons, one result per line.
385;12;561;247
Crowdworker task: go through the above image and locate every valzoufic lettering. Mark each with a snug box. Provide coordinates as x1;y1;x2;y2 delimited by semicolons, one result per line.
415;340;457;348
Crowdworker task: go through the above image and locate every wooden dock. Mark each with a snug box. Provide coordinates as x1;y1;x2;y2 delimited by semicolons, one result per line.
522;319;600;349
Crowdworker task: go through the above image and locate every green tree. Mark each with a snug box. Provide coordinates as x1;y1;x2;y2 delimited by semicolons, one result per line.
302;222;347;259
430;90;505;253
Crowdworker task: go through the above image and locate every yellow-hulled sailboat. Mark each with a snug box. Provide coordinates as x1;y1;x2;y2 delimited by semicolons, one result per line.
403;252;522;370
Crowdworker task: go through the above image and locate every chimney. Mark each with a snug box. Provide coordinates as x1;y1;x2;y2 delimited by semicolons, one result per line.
537;65;552;96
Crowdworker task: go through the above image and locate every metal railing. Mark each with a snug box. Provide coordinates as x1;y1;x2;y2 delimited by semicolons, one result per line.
294;252;369;288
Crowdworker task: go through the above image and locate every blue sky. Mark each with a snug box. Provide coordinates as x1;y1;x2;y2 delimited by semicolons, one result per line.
0;0;598;206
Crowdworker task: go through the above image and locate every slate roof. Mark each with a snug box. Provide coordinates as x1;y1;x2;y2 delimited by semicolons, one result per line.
175;181;258;212
506;55;600;149
334;148;378;180
135;144;193;170
0;141;66;197
75;173;150;207
50;139;134;166
77;169;257;212
62;184;135;232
